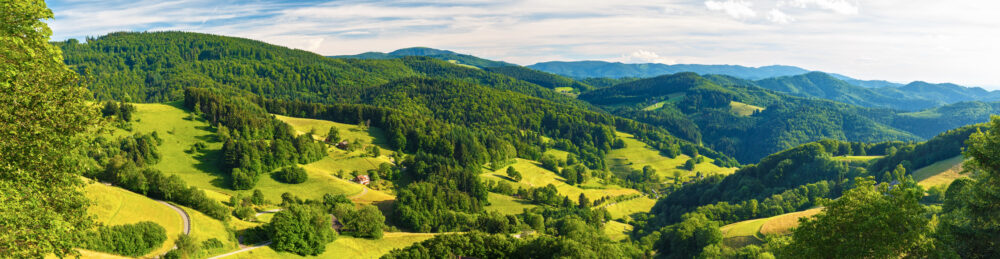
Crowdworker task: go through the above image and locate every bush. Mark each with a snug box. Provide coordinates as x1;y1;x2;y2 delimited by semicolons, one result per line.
85;221;167;257
232;168;259;190
202;238;225;250
270;204;337;255
275;166;308;184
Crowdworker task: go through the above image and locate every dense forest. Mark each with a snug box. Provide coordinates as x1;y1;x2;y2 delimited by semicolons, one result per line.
580;72;921;162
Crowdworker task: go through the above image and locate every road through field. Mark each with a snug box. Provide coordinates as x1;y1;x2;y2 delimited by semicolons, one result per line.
158;201;190;235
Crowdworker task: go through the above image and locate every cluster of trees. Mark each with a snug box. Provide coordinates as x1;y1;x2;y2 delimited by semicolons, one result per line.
83;221;166;257
162;235;226;259
269;204;337;256
275;166;308;184
100;101;136;127
867;124;982;178
184;88;326;190
91;133;230;220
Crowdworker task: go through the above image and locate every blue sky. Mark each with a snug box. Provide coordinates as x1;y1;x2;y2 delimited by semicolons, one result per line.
46;0;1000;89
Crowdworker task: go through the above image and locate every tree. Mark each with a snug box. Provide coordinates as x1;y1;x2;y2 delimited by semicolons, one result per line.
1;1;103;257
672;171;683;185
349;205;385;239
275;166;308;184
270;204;336;256
938;116;1000;257
325;127;340;143
683;158;696;170
506;166;522;182
578;193;590;208
657;213;722;259
783;177;928;258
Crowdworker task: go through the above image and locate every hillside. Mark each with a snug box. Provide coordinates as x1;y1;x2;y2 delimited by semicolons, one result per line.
528;61;810;80
580;72;921;162
331;47;515;68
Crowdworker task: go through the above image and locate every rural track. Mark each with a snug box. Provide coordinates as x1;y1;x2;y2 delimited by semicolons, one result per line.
254;208;283;217
207;241;272;259
158;201;191;235
350;186;369;199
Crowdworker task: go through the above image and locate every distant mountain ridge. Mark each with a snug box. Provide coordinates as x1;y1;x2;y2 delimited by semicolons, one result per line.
527;61;810;80
753;72;1000;111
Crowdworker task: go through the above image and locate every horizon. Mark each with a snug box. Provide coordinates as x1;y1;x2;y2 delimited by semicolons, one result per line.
46;0;1000;89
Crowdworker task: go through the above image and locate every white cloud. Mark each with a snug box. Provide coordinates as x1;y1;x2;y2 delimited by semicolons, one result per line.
785;0;859;15
767;8;794;24
705;0;757;19
619;50;676;64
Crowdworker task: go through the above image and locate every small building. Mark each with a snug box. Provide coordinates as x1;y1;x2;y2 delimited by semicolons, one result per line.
336;140;349;150
354;175;370;185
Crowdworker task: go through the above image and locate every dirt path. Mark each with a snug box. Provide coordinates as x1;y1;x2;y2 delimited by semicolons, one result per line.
207;241;272;259
254;208;282;217
350;186;369;199
158;201;190;235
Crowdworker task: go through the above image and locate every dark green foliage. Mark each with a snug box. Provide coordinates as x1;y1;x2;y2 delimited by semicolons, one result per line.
350;206;386;239
173;234;200;259
868;124;981;175
84;221;167;257
936;116;1000;258
892;101;1000;138
275;166;308;184
100;101;136;124
201;238;224;250
506;166;522;182
656;213;723;259
270;204;337;256
527;61;808;80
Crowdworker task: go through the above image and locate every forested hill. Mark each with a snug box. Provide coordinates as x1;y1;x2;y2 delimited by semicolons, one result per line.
579;72;922;163
56;31;738;167
330;47;515;68
527;60;810;80
55;32;585;110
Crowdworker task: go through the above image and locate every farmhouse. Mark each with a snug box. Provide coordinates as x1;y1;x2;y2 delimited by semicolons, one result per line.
336;140;349;150
354;175;370;185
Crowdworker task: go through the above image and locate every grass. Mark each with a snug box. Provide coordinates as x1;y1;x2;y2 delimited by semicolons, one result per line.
84;181;184;257
231;232;439;259
758;208;823;235
603;197;657;220
720;207;823;249
729;101;764;116
642;101;668;111
832;155;884;162
485;193;537;215
720;218;768;238
913;156;966;188
603;221;633;241
481;158;640;201
180;206;241;258
607;132;736;185
554;87;575;93
121;103;393;205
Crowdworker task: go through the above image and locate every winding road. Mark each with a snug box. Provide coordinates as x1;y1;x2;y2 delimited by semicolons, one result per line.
350;186;369;199
207;241;272;259
159;201;191;235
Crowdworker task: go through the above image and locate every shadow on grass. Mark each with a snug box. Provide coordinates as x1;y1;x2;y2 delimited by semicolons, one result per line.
192;147;232;190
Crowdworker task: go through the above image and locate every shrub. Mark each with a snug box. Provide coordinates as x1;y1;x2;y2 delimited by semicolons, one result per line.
85;221;167;257
275;166;308;184
270;204;336;255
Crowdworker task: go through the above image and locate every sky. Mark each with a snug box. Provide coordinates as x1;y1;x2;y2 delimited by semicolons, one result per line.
46;0;1000;89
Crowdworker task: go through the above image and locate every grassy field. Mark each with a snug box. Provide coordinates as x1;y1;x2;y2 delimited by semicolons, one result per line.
758;208;823;235
607;132;736;185
231;232;438;259
832;155;884;162
84;181;184;257
642;101;669;111
603;196;657;220
481;158;640;200
181;207;241;257
729;101;764;116
720;207;823;248
120;103;393;205
913;156;966;188
485;193;537;215
603;221;633;241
